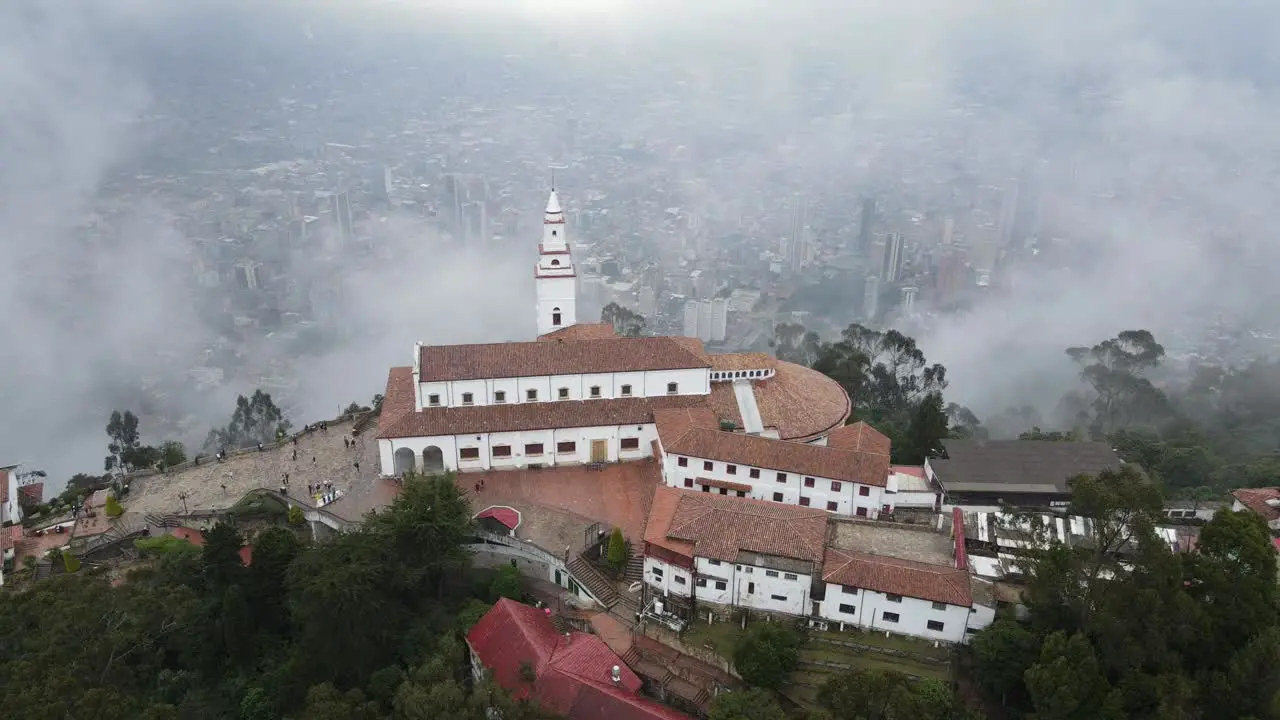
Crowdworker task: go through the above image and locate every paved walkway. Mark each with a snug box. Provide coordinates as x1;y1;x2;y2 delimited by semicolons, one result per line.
126;418;378;515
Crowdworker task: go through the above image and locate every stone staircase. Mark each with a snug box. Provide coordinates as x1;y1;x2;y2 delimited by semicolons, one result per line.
33;560;52;582
144;513;179;530
624;549;644;582
567;555;619;609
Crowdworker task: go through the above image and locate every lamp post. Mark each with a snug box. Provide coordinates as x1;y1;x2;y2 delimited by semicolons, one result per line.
178;491;189;516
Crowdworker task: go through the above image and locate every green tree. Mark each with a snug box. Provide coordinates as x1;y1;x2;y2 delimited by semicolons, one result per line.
732;623;802;690
606;526;627;570
1023;632;1124;720
105;409;142;473
1066;329;1169;433
104;494;124;517
898;391;950;464
488;564;523;602
205;390;292;451
708;688;786;720
287;505;304;527
201;522;247;591
601;302;646;336
970;620;1040;706
159;441;187;468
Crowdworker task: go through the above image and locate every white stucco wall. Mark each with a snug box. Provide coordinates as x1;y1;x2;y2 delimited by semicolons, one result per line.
661;451;892;518
818;583;972;644
417;367;710;409
379;421;658;475
644;554;813;616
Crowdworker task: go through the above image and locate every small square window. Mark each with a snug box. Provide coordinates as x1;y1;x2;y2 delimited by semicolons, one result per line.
826;501;838;512
683;478;693;488
678;457;688;467
772;492;783;502
856;507;868;517
838;603;856;615
702;486;711;493
524;443;544;456
736;491;746;497
784;573;797;580
776;472;787;483
589;385;602;398
620;384;633;396
842;584;857;594
932;601;947;611
726;464;737;475
666;382;678;394
799;497;810;506
927;620;945;632
859;486;870;497
831;481;842;491
749;469;760;479
428;394;441;407
620;437;640;450
695;578;706;587
461;392;474;405
703;461;714;472
719;488;728;495
674;575;686;585
765;570;779;578
804;477;815;488
715;581;726;590
459;447;480;460
708;559;721;566
494;390;506;403
886;594;903;603
526;389;538;401
652;567;663;577
492;445;512;458
770;594;787;601
558;387;569;400
556;441;576;454
883;611;900;623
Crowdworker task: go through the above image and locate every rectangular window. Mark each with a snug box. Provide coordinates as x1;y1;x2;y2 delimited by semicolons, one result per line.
886;594;903;603
666;382;678;394
620;384;633;396
776;472;787;483
726;464;737;475
461;392;474;405
492;445;512;458
799;497;811;506
524;443;544;456
556;441;576;454
736;491;746;497
838;603;856;615
765;570;779;578
652;567;663;577
674;575;686;585
859;486;870;497
715;581;726;590
620;437;640;450
459;447;480;460
683;478;694;488
932;601;948;611
784;573;797;581
494;390;506;403
882;611;900;623
703;460;714;471
770;594;787;601
428;394;441;407
678;457;688;467
719;488;728;495
927;620;945;632
827;501;838;512
702;486;711;493
749;468;760;479
743;567;753;574
695;578;706;587
526;389;538;401
842;585;857;594
558;387;569;400
708;559;721;566
831;481;842;491
772;492;784;502
589;385;602;398
804;477;815;488
856;507;868;517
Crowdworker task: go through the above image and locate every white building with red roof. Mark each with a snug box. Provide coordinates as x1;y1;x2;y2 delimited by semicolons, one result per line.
466;598;690;720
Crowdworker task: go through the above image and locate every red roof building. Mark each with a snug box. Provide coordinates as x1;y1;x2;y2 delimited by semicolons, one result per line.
466;599;689;720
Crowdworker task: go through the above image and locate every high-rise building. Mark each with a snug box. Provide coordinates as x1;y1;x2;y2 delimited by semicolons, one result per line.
682;300;700;338
235;260;262;290
996;179;1019;248
709;298;728;343
789;195;809;272
900;286;918;316
857;197;876;256
881;232;905;283
638;286;657;317
681;298;729;343
863;275;881;321
330;191;353;248
942;216;954;246
462;200;489;247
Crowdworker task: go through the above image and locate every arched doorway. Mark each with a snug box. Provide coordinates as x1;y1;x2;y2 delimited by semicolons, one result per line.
422;446;445;474
393;447;415;476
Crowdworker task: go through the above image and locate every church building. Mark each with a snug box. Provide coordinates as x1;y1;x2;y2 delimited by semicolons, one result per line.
377;189;905;519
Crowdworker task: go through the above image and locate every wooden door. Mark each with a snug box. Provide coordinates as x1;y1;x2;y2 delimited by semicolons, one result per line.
590;439;609;463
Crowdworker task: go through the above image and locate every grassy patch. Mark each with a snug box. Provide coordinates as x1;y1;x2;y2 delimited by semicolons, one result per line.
799;645;951;682
681;617;748;660
809;627;952;662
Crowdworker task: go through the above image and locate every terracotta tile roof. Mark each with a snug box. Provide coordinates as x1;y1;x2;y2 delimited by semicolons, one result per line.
822;546;973;607
379;367;418;435
645;486;828;565
669;336;708;359
538;323;619;342
380;389;710;439
418;336;710;382
709;353;777;372
696;477;753;493
828;422;892;456
644;486;696;558
708;360;850;441
655;409;889;487
890;465;926;479
18;482;44;506
1232;487;1280;522
468;599;688;720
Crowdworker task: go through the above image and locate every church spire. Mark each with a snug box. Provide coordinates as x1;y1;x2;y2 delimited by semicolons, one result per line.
535;187;576;337
544;189;564;223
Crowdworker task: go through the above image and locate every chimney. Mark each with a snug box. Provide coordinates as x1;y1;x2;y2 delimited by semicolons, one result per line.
611;665;621;685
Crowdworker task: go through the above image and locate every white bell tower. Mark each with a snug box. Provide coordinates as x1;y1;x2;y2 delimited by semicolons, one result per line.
535;188;577;336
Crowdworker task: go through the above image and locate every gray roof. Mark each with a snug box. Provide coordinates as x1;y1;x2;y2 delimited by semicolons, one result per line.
932;440;1122;495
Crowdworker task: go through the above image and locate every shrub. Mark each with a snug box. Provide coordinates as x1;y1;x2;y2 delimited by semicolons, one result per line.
288;505;305;527
104;495;124;518
135;535;202;556
733;623;803;690
63;553;82;573
606;527;627;570
489;564;523;602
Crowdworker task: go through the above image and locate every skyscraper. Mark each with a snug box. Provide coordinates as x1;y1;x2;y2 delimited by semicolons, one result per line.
881;232;905;283
996;179;1019;248
857;197;876;256
789;195;809;272
330;191;353;248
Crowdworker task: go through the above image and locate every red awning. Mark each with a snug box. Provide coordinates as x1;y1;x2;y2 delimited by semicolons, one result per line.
476;506;521;530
